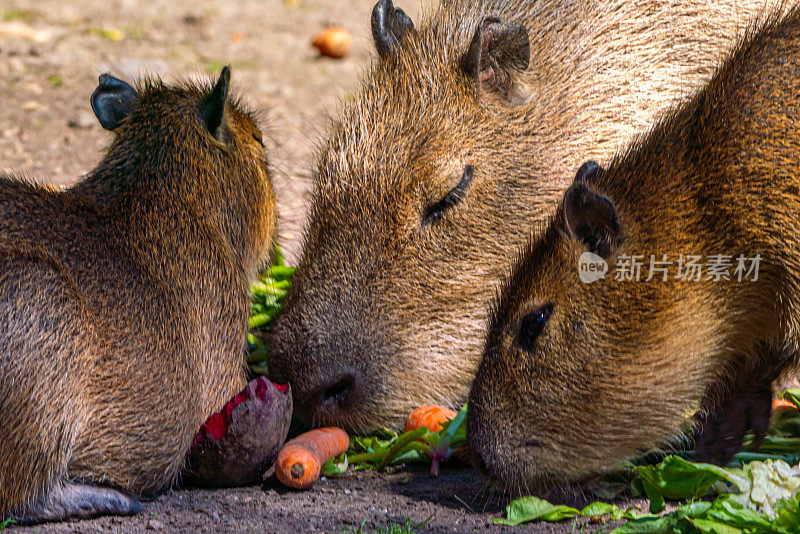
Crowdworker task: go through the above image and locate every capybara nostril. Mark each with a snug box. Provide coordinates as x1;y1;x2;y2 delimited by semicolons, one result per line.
319;373;359;408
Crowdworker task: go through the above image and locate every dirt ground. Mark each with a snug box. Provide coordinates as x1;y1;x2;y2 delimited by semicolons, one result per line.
0;0;437;262
14;465;647;533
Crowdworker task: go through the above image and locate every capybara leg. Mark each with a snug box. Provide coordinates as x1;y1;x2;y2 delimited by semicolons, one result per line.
184;376;292;487
15;483;143;524
693;382;772;466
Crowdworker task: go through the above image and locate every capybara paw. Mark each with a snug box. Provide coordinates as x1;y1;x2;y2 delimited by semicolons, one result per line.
184;376;293;487
693;385;772;466
15;483;143;524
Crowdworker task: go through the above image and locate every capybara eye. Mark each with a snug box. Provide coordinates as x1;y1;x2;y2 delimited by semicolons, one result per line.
516;304;554;352
421;165;474;226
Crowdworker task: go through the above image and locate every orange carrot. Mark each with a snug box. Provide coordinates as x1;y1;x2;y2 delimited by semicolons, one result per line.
404;405;458;433
773;398;798;411
276;427;349;489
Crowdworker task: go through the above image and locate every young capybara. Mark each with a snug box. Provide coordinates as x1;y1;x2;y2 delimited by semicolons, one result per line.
467;8;800;492
0;68;277;522
268;0;793;432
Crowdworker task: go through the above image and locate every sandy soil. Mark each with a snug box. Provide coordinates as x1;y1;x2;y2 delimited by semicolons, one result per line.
0;0;436;262
13;466;646;533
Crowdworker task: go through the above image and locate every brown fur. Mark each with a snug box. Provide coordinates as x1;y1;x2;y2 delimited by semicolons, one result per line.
467;8;800;491
269;0;794;432
0;74;275;519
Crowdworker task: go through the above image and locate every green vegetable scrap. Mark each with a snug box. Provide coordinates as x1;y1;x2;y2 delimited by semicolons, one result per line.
613;494;800;534
0;518;14;531
634;456;747;514
492;497;644;527
725;459;800;517
494;457;800;532
247;244;294;375
322;405;468;477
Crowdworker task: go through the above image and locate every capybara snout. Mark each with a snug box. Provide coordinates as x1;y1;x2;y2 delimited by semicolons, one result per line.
269;281;393;429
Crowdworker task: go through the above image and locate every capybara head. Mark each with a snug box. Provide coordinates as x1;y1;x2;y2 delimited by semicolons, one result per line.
466;5;800;489
269;0;541;431
268;0;781;432
85;67;276;275
466;161;723;492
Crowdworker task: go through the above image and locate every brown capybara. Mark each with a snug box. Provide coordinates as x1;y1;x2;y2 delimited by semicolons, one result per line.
0;68;277;523
467;8;800;492
268;0;793;432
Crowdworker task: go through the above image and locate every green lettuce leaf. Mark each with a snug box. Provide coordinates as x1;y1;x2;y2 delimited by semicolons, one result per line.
491;496;579;526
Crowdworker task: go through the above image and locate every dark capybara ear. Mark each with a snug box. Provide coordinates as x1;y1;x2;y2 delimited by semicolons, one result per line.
563;165;622;258
90;74;139;131
460;17;530;103
371;0;414;58
201;66;230;141
574;160;603;184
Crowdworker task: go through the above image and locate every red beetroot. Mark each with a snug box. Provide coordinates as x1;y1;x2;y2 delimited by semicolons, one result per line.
185;376;292;487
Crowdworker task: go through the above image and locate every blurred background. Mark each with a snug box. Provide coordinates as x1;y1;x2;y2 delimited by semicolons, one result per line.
0;0;432;261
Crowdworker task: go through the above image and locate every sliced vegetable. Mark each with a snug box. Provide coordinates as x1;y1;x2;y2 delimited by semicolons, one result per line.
276;427;350;489
492;497;579;526
404;405;457;433
321;405;469;477
634;456;745;513
773;399;798;411
423;404;467;477
492;497;645;527
783;389;800;409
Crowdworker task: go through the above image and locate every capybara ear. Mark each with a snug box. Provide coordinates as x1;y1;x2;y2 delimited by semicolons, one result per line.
201;66;231;142
563;164;621;258
371;0;414;58
460;17;530;103
574;160;603;184
90;74;139;131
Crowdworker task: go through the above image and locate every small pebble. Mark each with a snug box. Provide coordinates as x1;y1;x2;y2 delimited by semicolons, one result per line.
146;519;164;530
68;111;96;129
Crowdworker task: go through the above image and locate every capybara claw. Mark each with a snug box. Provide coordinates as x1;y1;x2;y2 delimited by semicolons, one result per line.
693;385;772;466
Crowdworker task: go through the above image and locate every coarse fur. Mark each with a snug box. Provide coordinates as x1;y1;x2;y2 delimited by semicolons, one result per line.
467;8;800;492
0;72;276;521
269;0;794;432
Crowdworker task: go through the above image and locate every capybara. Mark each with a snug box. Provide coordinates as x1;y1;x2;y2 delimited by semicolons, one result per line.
268;0;792;432
467;8;800;492
0;68;276;522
